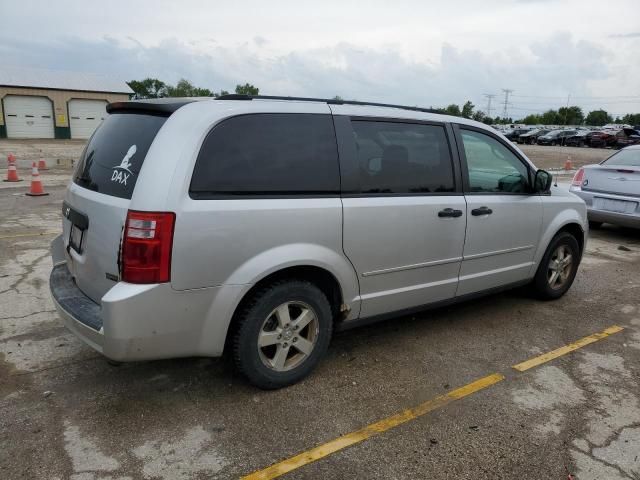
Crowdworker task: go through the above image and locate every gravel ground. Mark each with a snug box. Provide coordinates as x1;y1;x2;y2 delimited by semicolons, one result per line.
519;144;613;171
1;139;640;480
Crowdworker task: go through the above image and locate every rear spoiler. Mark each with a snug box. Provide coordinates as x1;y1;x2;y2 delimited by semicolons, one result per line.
106;99;197;116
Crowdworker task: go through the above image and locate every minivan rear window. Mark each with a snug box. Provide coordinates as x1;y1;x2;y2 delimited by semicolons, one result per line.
73;113;167;199
190;113;340;197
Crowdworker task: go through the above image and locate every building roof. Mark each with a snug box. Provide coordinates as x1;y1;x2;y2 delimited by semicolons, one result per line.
0;66;133;94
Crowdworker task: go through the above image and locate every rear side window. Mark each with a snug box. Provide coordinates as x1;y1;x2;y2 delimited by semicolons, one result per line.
351;120;455;194
73;113;167;199
190;114;339;197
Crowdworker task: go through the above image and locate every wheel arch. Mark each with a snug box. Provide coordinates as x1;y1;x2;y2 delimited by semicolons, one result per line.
556;222;585;257
532;206;587;276
223;264;347;354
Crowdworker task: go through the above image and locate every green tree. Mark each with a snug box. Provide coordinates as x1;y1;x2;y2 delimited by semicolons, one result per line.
558;106;584;125
472;110;485;122
540;109;559;125
482;116;494;125
461;100;475;119
166;79;213;97
445;104;462;116
521;114;542;125
235;83;260;95
585;109;612;126
127;78;168;99
622;113;640;125
332;95;343;101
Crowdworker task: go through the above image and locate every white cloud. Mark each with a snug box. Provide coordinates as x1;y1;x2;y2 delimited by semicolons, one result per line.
1;0;639;117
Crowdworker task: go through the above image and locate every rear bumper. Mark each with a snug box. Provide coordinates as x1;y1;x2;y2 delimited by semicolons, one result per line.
49;235;247;361
50;263;105;353
569;187;640;228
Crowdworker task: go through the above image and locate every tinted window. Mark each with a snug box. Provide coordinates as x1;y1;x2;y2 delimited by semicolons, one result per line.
73;113;167;199
461;129;530;193
351;121;454;194
190;114;339;196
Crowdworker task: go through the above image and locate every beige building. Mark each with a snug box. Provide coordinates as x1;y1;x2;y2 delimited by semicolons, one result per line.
0;66;132;139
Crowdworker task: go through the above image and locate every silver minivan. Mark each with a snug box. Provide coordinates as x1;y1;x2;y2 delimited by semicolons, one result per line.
50;96;588;388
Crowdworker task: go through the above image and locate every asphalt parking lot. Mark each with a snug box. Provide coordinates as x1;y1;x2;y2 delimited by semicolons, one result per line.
1;141;640;480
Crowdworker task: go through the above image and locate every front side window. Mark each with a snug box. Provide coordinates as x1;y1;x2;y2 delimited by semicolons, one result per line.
351;121;455;194
461;129;530;193
190;114;339;196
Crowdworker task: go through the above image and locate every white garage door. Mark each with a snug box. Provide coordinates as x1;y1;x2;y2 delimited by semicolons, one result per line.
69;99;108;139
3;95;55;139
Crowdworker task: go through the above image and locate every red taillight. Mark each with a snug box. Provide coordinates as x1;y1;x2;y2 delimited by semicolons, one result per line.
571;168;585;187
121;210;175;284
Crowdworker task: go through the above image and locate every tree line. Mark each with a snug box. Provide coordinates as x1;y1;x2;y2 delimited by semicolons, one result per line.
127;78;259;99
127;79;639;127
433;101;640;127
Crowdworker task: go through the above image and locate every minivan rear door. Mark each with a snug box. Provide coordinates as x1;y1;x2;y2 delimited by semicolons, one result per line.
335;115;467;318
62;112;168;303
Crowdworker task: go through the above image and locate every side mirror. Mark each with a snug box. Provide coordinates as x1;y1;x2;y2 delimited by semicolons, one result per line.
534;169;553;193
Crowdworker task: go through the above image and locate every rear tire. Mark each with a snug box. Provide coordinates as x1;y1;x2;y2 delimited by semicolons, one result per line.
231;279;333;389
589;221;603;230
531;232;580;300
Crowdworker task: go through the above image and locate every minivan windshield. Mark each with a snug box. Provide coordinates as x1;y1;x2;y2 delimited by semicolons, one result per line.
603;148;640;167
73;113;167;199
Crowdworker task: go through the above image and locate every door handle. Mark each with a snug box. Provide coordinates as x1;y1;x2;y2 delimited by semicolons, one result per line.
471;206;493;216
438;208;463;218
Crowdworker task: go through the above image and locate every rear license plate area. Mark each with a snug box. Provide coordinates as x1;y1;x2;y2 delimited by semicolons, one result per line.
69;224;84;254
62;201;89;254
593;198;638;214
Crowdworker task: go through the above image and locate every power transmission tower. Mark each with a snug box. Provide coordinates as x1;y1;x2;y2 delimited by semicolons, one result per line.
501;89;514;119
483;94;496;117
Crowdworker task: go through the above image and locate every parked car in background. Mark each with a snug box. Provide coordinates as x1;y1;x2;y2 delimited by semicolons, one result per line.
570;145;640;229
49;96;587;389
586;131;617;148
505;127;531;142
565;130;590;147
518;128;550;145
537;129;577;146
615;128;640;149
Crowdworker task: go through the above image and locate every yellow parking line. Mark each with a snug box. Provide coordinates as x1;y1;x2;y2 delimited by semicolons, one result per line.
0;231;58;240
512;325;624;372
241;373;504;480
243;325;625;479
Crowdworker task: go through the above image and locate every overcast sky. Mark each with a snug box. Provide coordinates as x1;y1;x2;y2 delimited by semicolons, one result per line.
1;0;639;119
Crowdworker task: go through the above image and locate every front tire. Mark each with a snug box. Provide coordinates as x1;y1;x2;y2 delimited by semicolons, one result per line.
532;232;580;300
231;279;333;389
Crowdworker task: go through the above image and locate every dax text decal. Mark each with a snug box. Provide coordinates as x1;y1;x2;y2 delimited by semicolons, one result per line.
112;145;137;185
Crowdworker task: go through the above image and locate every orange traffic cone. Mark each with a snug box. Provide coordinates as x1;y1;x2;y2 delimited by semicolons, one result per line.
3;156;21;182
564;159;573;170
37;159;48;170
26;162;49;196
7;153;16;165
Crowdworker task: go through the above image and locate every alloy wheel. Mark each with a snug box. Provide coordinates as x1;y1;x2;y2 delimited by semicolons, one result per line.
257;301;319;372
547;245;573;290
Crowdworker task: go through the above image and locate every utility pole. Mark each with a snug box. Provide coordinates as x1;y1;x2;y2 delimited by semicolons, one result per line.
562;94;571;125
501;89;513;119
483;94;496;117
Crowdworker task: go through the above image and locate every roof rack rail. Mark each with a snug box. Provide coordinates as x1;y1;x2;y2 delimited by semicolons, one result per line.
215;94;439;115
